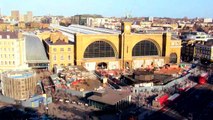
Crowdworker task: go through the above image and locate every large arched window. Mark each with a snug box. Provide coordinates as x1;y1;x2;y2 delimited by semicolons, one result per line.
170;53;177;63
132;40;159;56
84;41;115;58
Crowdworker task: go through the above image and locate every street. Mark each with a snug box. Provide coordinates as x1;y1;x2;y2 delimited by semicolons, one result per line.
146;83;213;120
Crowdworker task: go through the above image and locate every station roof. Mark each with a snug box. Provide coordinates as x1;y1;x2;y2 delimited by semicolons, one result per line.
88;88;131;105
51;24;121;35
25;35;49;63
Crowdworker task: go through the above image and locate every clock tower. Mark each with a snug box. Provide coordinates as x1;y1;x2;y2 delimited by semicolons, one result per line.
121;22;132;34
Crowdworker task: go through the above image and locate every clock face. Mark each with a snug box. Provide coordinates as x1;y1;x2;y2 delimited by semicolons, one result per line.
125;26;130;31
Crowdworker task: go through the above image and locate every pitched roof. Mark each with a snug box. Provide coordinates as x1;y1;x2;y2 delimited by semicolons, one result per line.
0;31;18;39
44;39;73;45
88;88;131;105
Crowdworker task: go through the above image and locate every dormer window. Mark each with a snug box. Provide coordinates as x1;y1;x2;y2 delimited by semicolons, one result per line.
7;35;10;39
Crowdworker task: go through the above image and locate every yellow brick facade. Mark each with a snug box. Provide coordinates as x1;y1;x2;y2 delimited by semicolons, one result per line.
47;45;74;69
75;22;181;70
0;23;15;31
42;32;74;70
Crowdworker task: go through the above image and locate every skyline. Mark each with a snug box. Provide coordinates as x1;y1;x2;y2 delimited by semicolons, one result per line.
0;0;213;18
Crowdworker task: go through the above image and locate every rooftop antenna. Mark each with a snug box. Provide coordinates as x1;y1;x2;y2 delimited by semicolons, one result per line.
125;9;132;19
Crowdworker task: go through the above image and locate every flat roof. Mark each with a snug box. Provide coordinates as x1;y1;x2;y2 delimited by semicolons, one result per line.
44;39;73;45
88;88;131;105
8;73;33;79
3;71;34;79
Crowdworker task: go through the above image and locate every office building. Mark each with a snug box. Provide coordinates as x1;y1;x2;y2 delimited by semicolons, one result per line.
11;10;19;21
181;40;196;62
0;31;27;71
195;39;213;63
24;11;33;22
1;70;37;100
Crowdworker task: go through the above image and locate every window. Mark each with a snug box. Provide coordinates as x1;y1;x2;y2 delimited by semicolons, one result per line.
13;61;15;65
53;56;56;61
60;55;64;60
53;48;57;52
68;48;71;51
132;40;158;56
60;48;64;51
84;41;115;58
170;53;177;63
68;55;71;60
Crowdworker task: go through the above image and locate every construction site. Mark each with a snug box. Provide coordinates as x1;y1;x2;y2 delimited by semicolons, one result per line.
50;66;102;97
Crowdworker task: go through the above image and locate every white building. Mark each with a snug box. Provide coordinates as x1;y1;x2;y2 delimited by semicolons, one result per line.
0;32;28;72
204;18;212;23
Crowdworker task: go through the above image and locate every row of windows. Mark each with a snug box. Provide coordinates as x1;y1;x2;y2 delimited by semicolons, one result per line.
0;41;15;46
53;55;72;61
0;48;15;52
54;63;72;66
0;54;15;59
196;47;211;51
196;54;211;60
0;61;15;65
196;51;211;55
171;42;180;46
53;47;72;52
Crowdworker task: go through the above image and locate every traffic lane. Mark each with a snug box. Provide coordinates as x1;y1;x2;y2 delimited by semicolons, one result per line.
147;84;213;120
166;84;212;117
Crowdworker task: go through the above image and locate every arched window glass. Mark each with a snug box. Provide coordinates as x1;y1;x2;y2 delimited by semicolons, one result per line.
132;40;158;56
84;41;115;58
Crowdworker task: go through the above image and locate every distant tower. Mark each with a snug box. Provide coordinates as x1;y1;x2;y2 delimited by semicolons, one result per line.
27;11;33;22
11;10;20;21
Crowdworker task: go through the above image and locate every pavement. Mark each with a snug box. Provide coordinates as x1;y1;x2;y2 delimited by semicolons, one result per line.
37;101;93;120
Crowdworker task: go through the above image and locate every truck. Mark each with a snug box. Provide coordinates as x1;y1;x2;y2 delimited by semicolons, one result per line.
199;72;208;85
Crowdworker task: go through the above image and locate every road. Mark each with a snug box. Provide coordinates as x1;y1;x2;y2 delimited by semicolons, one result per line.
146;84;213;120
